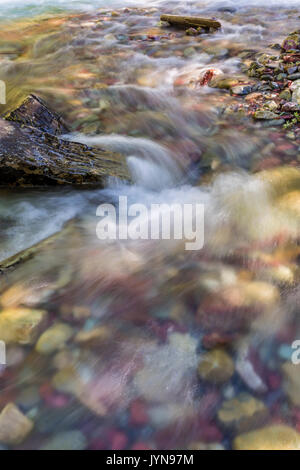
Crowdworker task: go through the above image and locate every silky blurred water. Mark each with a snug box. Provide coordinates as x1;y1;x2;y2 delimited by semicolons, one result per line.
0;0;299;451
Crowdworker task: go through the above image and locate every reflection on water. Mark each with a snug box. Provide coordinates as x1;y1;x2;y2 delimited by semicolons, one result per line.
0;0;300;450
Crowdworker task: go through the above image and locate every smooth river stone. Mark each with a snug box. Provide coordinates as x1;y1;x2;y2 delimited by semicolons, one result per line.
198;349;234;384
257;166;300;198
277;191;300;218
0;308;47;345
36;323;73;355
218;393;268;432
0;403;33;445
40;431;87;450
234;425;300;450
282;362;300;406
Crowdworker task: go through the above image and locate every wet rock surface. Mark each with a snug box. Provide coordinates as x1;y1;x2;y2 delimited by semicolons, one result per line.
234;425;300;450
0;96;130;187
0;403;33;445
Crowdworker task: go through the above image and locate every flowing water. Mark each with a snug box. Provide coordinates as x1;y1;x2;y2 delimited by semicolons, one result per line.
0;0;300;450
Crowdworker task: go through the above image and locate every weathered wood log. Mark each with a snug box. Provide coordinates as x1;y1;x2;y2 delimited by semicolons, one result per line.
0;96;131;187
5;94;69;135
160;14;221;30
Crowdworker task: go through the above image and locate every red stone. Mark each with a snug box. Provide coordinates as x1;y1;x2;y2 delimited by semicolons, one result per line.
131;442;152;450
199;69;215;86
198;391;220;420
267;372;281;390
89;438;107;450
130;399;149;426
197;419;223;442
110;430;128;450
39;382;70;408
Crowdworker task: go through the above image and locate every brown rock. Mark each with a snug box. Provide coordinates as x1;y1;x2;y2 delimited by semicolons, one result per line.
0;403;33;445
234;425;300;450
278;191;300;218
74;326;111;346
218;393;268;432
282;362;300;406
0;308;47;345
198;349;234;384
36;323;73;355
256;166;300;198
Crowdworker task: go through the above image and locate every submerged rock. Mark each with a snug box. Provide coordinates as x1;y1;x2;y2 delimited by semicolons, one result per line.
282;362;300;406
231;85;252;96
218;393;268;432
257;166;300;198
0;308;47;345
0;403;33;445
36;323;73;355
282;31;300;52
278;191;300;219
291;79;300;104
40;430;87;450
198;349;234;384
253;110;278;120
234;425;300;450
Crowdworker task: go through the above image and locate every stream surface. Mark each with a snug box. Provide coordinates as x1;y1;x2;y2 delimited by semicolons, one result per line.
0;0;299;450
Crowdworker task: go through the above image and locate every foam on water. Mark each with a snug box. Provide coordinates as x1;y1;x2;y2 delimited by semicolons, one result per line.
65;134;184;190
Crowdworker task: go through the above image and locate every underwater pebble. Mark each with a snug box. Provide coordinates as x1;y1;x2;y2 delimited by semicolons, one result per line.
40;430;87;450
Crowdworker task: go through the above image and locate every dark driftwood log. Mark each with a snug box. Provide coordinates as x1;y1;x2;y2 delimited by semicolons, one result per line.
160;14;221;30
0;95;131;187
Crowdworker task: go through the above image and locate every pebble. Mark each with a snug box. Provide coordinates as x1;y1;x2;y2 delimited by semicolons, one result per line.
188;442;225;450
74;326;111;346
263;100;278;111
0;308;47;345
0;403;33;445
282;102;300;112
231;85;252;95
130;399;149;426
209;76;239;89
288;73;300;80
253;109;278;120
278;191;300;218
35;323;73;355
183;47;196;58
291;79;300;104
234;425;300;450
282;32;300;51
278;344;293;361
218;393;268;432
198;349;234;384
40;431;87;450
236;347;267;394
16;386;41;411
282;362;300;406
185;28;198;36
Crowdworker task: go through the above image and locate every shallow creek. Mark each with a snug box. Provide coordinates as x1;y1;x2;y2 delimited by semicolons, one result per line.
0;0;299;450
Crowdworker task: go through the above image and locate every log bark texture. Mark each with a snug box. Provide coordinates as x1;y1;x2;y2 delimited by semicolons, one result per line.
0;95;131;187
160;14;221;30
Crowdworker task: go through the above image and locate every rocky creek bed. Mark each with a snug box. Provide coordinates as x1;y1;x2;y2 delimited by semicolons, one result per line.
0;1;300;451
